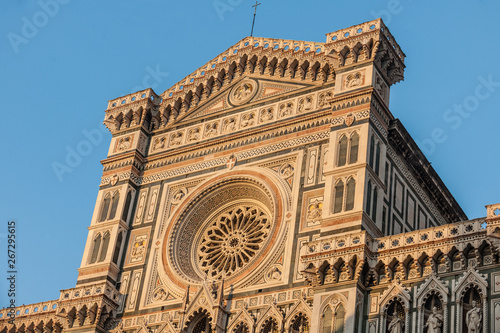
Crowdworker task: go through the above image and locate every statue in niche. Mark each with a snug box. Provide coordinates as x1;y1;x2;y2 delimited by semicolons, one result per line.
424;306;443;333
387;301;405;333
388;315;404;333
466;301;482;333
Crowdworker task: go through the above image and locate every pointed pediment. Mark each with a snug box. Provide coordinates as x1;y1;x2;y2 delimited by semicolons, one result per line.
285;298;313;323
379;280;412;309
453;266;488;298
179;77;311;123
157;321;178;333
227;307;255;332
257;302;283;327
416;273;449;301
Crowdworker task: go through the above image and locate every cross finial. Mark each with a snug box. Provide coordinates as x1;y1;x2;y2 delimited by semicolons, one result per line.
250;1;261;37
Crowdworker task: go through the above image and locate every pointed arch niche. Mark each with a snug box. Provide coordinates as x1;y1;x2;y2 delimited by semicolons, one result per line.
379;282;411;333
415;273;449;333
453;268;488;333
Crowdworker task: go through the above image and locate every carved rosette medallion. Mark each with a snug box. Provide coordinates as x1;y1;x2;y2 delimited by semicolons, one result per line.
229;79;258;105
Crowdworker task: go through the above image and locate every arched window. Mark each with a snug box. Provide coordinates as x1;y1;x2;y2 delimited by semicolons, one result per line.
121;191;132;222
99;194;111;222
345;178;356;211
334;304;345;333
112;232;123;264
90;234;102;264
337;132;359;167
322;306;333;333
369;135;375;168
366;181;372;214
375;142;381;175
192;316;210;333
109;192;120;220
99;233;110;262
349;132;359;164
372;187;378;221
334;180;344;214
290;313;309;333
337;136;348;167
99;191;120;222
261;318;278;333
234;322;250;333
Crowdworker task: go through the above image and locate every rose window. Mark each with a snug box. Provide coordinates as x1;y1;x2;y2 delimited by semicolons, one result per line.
198;206;271;279
164;176;282;285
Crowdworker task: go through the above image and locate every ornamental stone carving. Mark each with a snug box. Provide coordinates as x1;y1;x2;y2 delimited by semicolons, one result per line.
152;286;168;302
279;102;294;117
117;136;132;152
260;107;274;123
152;136;166;151
162;170;286;289
205;122;219;138
241;112;255;127
298;96;313;113
345;72;363;88
198;205;271;279
230;79;257;105
187;127;200;142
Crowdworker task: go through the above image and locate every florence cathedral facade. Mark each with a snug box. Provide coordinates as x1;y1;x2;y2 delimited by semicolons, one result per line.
2;18;500;333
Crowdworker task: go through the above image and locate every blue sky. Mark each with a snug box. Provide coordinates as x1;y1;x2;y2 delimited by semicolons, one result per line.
1;1;499;307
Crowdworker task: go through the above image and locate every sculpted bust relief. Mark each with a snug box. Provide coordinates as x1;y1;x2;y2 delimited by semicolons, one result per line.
230;79;257;105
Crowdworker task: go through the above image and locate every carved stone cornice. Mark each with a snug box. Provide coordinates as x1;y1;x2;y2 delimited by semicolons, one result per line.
0;282;121;333
102;19;405;136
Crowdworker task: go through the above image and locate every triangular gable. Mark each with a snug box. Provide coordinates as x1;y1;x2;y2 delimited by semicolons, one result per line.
453;266;488;298
415;273;449;309
256;302;283;328
226;307;255;332
379;280;412;310
416;272;449;300
156;320;178;333
132;321;150;333
284;298;313;327
180;77;311;123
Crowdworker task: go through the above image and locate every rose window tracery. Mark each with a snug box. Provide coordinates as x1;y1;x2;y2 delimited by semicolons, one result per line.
163;174;284;287
198;206;271;279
